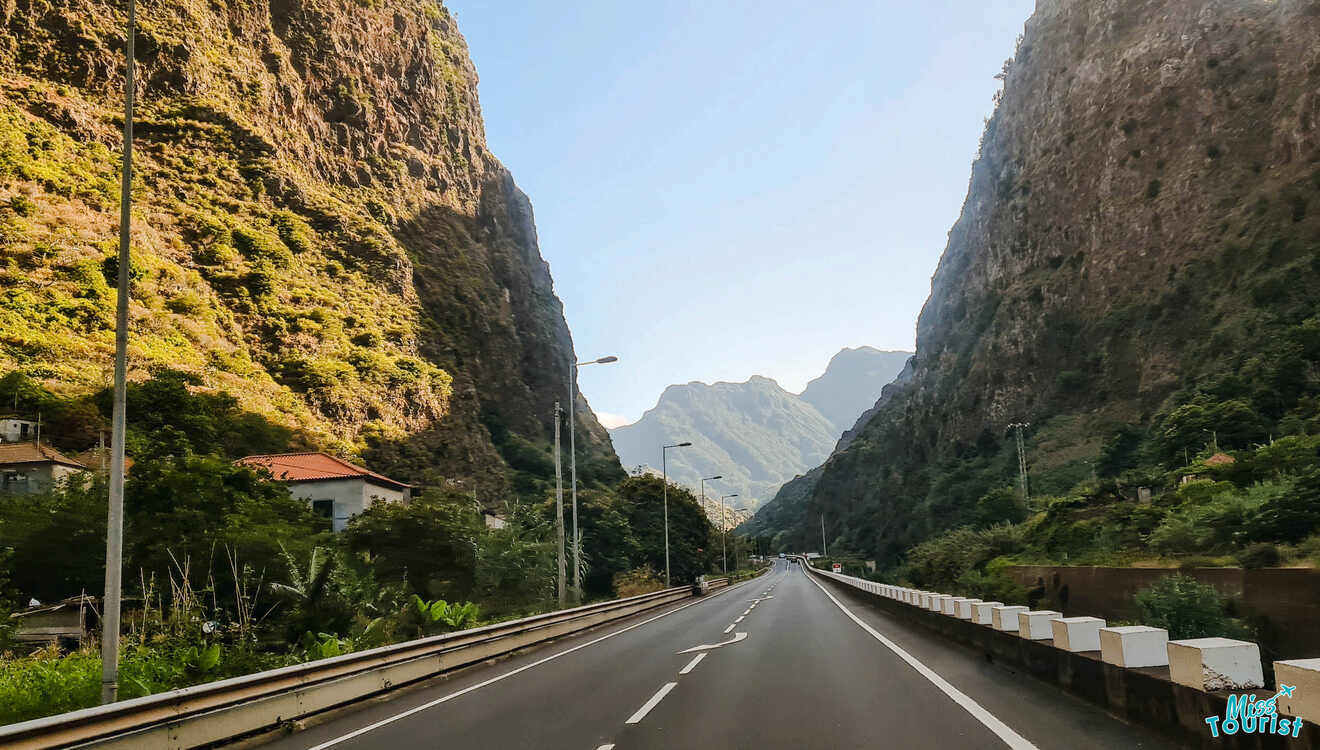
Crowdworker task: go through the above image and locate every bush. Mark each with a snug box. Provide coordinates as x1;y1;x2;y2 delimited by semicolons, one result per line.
8;194;35;217
1133;575;1247;639
232;224;293;267
1235;543;1280;569
614;566;665;597
272;210;315;255
1242;470;1320;543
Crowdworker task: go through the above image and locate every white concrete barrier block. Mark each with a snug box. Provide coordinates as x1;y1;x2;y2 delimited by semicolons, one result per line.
931;594;951;612
1168;637;1264;692
942;597;963;615
1052;616;1106;652
992;605;1029;632
1274;658;1320;725
919;592;932;609
1100;626;1169;668
1018;610;1063;640
972;601;1003;625
956;598;983;620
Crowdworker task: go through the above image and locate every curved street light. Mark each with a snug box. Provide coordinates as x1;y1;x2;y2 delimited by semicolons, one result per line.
720;494;739;574
569;354;618;599
662;441;692;586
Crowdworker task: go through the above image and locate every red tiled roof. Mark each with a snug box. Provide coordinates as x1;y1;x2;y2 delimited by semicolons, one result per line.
0;442;88;469
234;452;409;491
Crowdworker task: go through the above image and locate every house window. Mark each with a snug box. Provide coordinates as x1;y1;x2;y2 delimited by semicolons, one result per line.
311;499;334;531
2;471;27;491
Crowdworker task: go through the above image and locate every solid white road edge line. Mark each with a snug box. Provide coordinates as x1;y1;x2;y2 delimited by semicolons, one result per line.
304;576;763;750
679;652;707;675
803;574;1039;750
626;682;678;724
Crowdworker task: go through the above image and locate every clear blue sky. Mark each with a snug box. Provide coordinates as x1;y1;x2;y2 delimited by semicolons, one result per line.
447;0;1036;427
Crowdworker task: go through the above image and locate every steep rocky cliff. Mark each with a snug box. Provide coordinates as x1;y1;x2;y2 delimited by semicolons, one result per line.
757;0;1320;558
0;0;618;490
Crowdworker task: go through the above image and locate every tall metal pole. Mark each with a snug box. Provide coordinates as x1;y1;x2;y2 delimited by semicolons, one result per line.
101;0;135;706
553;402;565;608
1010;422;1030;502
821;515;827;557
662;448;670;587
568;362;579;601
720;497;728;574
568;356;616;600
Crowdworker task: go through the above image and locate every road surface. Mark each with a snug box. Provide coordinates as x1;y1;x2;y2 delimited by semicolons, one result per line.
269;560;1177;749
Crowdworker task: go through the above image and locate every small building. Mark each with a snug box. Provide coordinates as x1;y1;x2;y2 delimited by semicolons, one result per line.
9;595;96;648
0;417;37;444
235;452;410;532
0;442;88;495
483;510;507;530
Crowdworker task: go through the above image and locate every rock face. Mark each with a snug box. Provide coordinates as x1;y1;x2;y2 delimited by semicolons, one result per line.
800;348;912;435
0;0;618;489
751;0;1320;557
611;349;909;511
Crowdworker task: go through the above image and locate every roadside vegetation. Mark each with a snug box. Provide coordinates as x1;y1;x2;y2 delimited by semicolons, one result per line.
0;369;732;725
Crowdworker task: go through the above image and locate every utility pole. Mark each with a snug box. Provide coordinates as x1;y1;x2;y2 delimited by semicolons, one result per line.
1009;422;1030;503
101;0;135;706
553;401;565;608
821;514;827;557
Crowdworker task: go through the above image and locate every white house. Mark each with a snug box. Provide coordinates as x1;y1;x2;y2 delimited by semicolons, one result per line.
0;442;88;495
235;452;410;532
0;417;37;444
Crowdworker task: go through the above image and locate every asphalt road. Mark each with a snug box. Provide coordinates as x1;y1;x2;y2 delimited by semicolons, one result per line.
269;560;1179;750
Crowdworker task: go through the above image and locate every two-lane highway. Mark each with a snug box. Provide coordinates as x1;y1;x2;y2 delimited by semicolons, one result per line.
270;560;1177;749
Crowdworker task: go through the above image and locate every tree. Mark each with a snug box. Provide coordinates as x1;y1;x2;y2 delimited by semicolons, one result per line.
124;452;325;595
974;487;1026;528
572;489;640;597
342;490;481;600
617;476;717;584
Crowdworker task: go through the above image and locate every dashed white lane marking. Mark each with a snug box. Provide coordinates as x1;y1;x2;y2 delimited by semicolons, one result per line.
626;682;677;724
735;615;744;623
679;652;707;674
723;623;736;634
595;745;615;750
742;608;751;615
303;578;761;750
803;573;1039;750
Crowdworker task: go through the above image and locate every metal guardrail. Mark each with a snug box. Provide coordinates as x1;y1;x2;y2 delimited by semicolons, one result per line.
0;581;729;749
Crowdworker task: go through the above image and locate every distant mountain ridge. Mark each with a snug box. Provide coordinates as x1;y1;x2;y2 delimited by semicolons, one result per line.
608;348;910;511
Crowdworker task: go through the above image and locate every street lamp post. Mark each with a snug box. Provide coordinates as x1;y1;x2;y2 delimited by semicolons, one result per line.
720;494;738;574
570;355;617;600
699;475;722;573
661;442;691;587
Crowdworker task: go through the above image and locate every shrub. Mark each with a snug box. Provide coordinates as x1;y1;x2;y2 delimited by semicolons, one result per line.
272;210;315;255
1235;543;1280;569
1133;575;1247;639
8;194;35;217
1242;470;1320;543
232;225;293;267
165;292;207;316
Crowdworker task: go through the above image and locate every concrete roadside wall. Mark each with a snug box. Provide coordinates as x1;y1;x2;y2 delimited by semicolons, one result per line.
1006;566;1320;658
